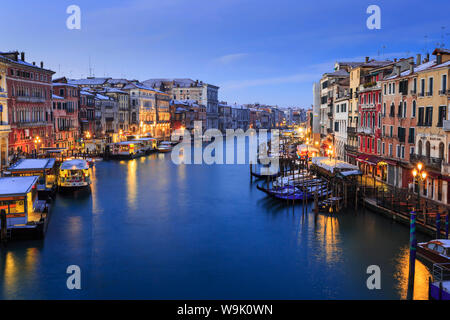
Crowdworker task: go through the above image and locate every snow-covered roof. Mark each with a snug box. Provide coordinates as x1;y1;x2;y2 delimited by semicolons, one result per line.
60;159;89;170
52;94;64;100
123;82;167;94
68;78;110;86
52;82;79;88
0;176;39;196
8;158;56;171
311;157;358;173
383;59;437;80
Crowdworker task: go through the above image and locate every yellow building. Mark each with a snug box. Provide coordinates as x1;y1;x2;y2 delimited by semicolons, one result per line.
414;48;450;203
0;58;11;171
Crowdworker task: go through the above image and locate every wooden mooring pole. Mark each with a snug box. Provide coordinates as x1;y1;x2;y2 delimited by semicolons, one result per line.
407;211;417;300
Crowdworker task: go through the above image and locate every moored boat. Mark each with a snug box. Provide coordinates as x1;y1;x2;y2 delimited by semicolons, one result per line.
157;141;173;153
110;141;144;159
417;239;450;265
133;137;157;154
58;159;91;190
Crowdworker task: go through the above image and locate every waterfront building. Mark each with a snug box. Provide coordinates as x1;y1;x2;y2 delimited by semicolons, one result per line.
312;82;321;147
319;67;351;154
0;51;55;156
122;82;170;138
94;92;119;138
101;88;130;133
52;82;80;150
218;102;232;131
334;88;350;160
379;57;419;187
79;90;96;138
170;99;206;133
357;58;413;183
143;79;219;130
0;58;11;170
347;58;392;163
412;48;450;204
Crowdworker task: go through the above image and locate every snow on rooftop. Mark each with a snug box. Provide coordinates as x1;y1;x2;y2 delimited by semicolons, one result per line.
311;157;358;173
52;94;64;100
60;159;89;170
9;159;55;171
0;176;39;196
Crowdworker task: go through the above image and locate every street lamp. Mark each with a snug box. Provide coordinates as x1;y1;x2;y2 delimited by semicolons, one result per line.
33;136;41;158
412;162;427;212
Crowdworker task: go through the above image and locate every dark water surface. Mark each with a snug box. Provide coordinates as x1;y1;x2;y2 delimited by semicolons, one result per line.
0;144;431;299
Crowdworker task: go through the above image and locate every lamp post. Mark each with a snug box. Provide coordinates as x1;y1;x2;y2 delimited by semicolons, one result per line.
412;162;427;212
33;136;41;158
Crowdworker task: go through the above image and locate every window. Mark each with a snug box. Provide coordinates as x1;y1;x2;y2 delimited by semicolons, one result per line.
378;113;381;127
389;144;393;157
418;107;424;125
437;106;446;127
390;126;393;137
413;78;417;93
392;83;395;94
383;103;386;116
412;101;416;118
384;84;387;95
382;125;386;136
420;79;425;96
410;146;415;155
403;101;407;118
428;77;433;95
442;74;447;94
425;106;433;126
401;145;405;159
408;128;415;144
396;145;401;158
382;142;385;154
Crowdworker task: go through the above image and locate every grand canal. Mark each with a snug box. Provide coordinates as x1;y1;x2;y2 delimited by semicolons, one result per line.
0;143;432;299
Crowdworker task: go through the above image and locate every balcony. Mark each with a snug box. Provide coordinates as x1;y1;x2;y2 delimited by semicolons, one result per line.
17;96;46;103
439;89;447;95
347;127;356;134
345;144;358;153
410;154;443;172
357;126;374;135
410;90;417;95
426;91;433;97
15;121;49;128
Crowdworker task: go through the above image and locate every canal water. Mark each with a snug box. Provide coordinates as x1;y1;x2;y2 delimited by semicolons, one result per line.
0;141;432;299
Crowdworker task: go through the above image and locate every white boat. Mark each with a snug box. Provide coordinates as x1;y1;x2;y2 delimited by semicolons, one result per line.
58;159;91;190
133;137;157;154
157;141;173;153
110;141;144;159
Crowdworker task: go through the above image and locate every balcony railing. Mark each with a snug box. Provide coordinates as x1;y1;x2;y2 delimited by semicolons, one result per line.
357;126;374;135
15;121;49;128
439;89;447;95
345;144;358;153
16;96;46;103
410;154;443;172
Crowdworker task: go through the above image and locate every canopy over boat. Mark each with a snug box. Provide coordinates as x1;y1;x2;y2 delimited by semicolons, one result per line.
0;176;38;197
8;158;56;171
60;159;89;170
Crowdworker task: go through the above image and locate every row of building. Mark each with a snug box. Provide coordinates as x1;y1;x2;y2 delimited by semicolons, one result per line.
0;50;286;169
309;48;450;204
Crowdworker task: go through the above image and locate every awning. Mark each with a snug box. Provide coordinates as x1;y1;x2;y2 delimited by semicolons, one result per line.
356;154;383;165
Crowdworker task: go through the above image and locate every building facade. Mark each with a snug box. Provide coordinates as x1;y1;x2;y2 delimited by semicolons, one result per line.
1;52;54;156
0;58;11;169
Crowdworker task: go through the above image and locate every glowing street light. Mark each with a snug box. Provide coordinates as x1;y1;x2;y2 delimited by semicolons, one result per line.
412;162;427;212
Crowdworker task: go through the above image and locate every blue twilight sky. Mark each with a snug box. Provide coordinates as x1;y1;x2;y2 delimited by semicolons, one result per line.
0;0;449;107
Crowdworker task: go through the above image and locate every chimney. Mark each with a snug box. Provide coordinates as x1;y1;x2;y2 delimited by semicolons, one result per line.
40;61;44;68
437;54;442;65
32;62;36;66
20;52;25;61
365;56;369;63
416;54;421;65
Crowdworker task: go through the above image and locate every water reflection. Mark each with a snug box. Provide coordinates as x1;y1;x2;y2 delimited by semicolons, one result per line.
393;246;431;300
126;160;137;210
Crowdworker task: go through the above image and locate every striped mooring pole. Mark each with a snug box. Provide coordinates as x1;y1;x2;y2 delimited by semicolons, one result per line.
407;211;417;300
445;213;449;239
436;212;441;239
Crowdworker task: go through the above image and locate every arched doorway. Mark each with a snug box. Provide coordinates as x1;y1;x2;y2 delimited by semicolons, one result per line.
425;141;431;159
418;140;423;156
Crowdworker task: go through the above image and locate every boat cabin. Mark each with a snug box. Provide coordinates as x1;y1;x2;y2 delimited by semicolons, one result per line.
6;158;57;193
111;141;144;158
58;159;91;188
0;176;42;228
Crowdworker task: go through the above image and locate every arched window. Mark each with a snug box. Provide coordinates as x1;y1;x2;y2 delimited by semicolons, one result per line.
418;140;423;156
372;113;375;128
426;141;431;159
